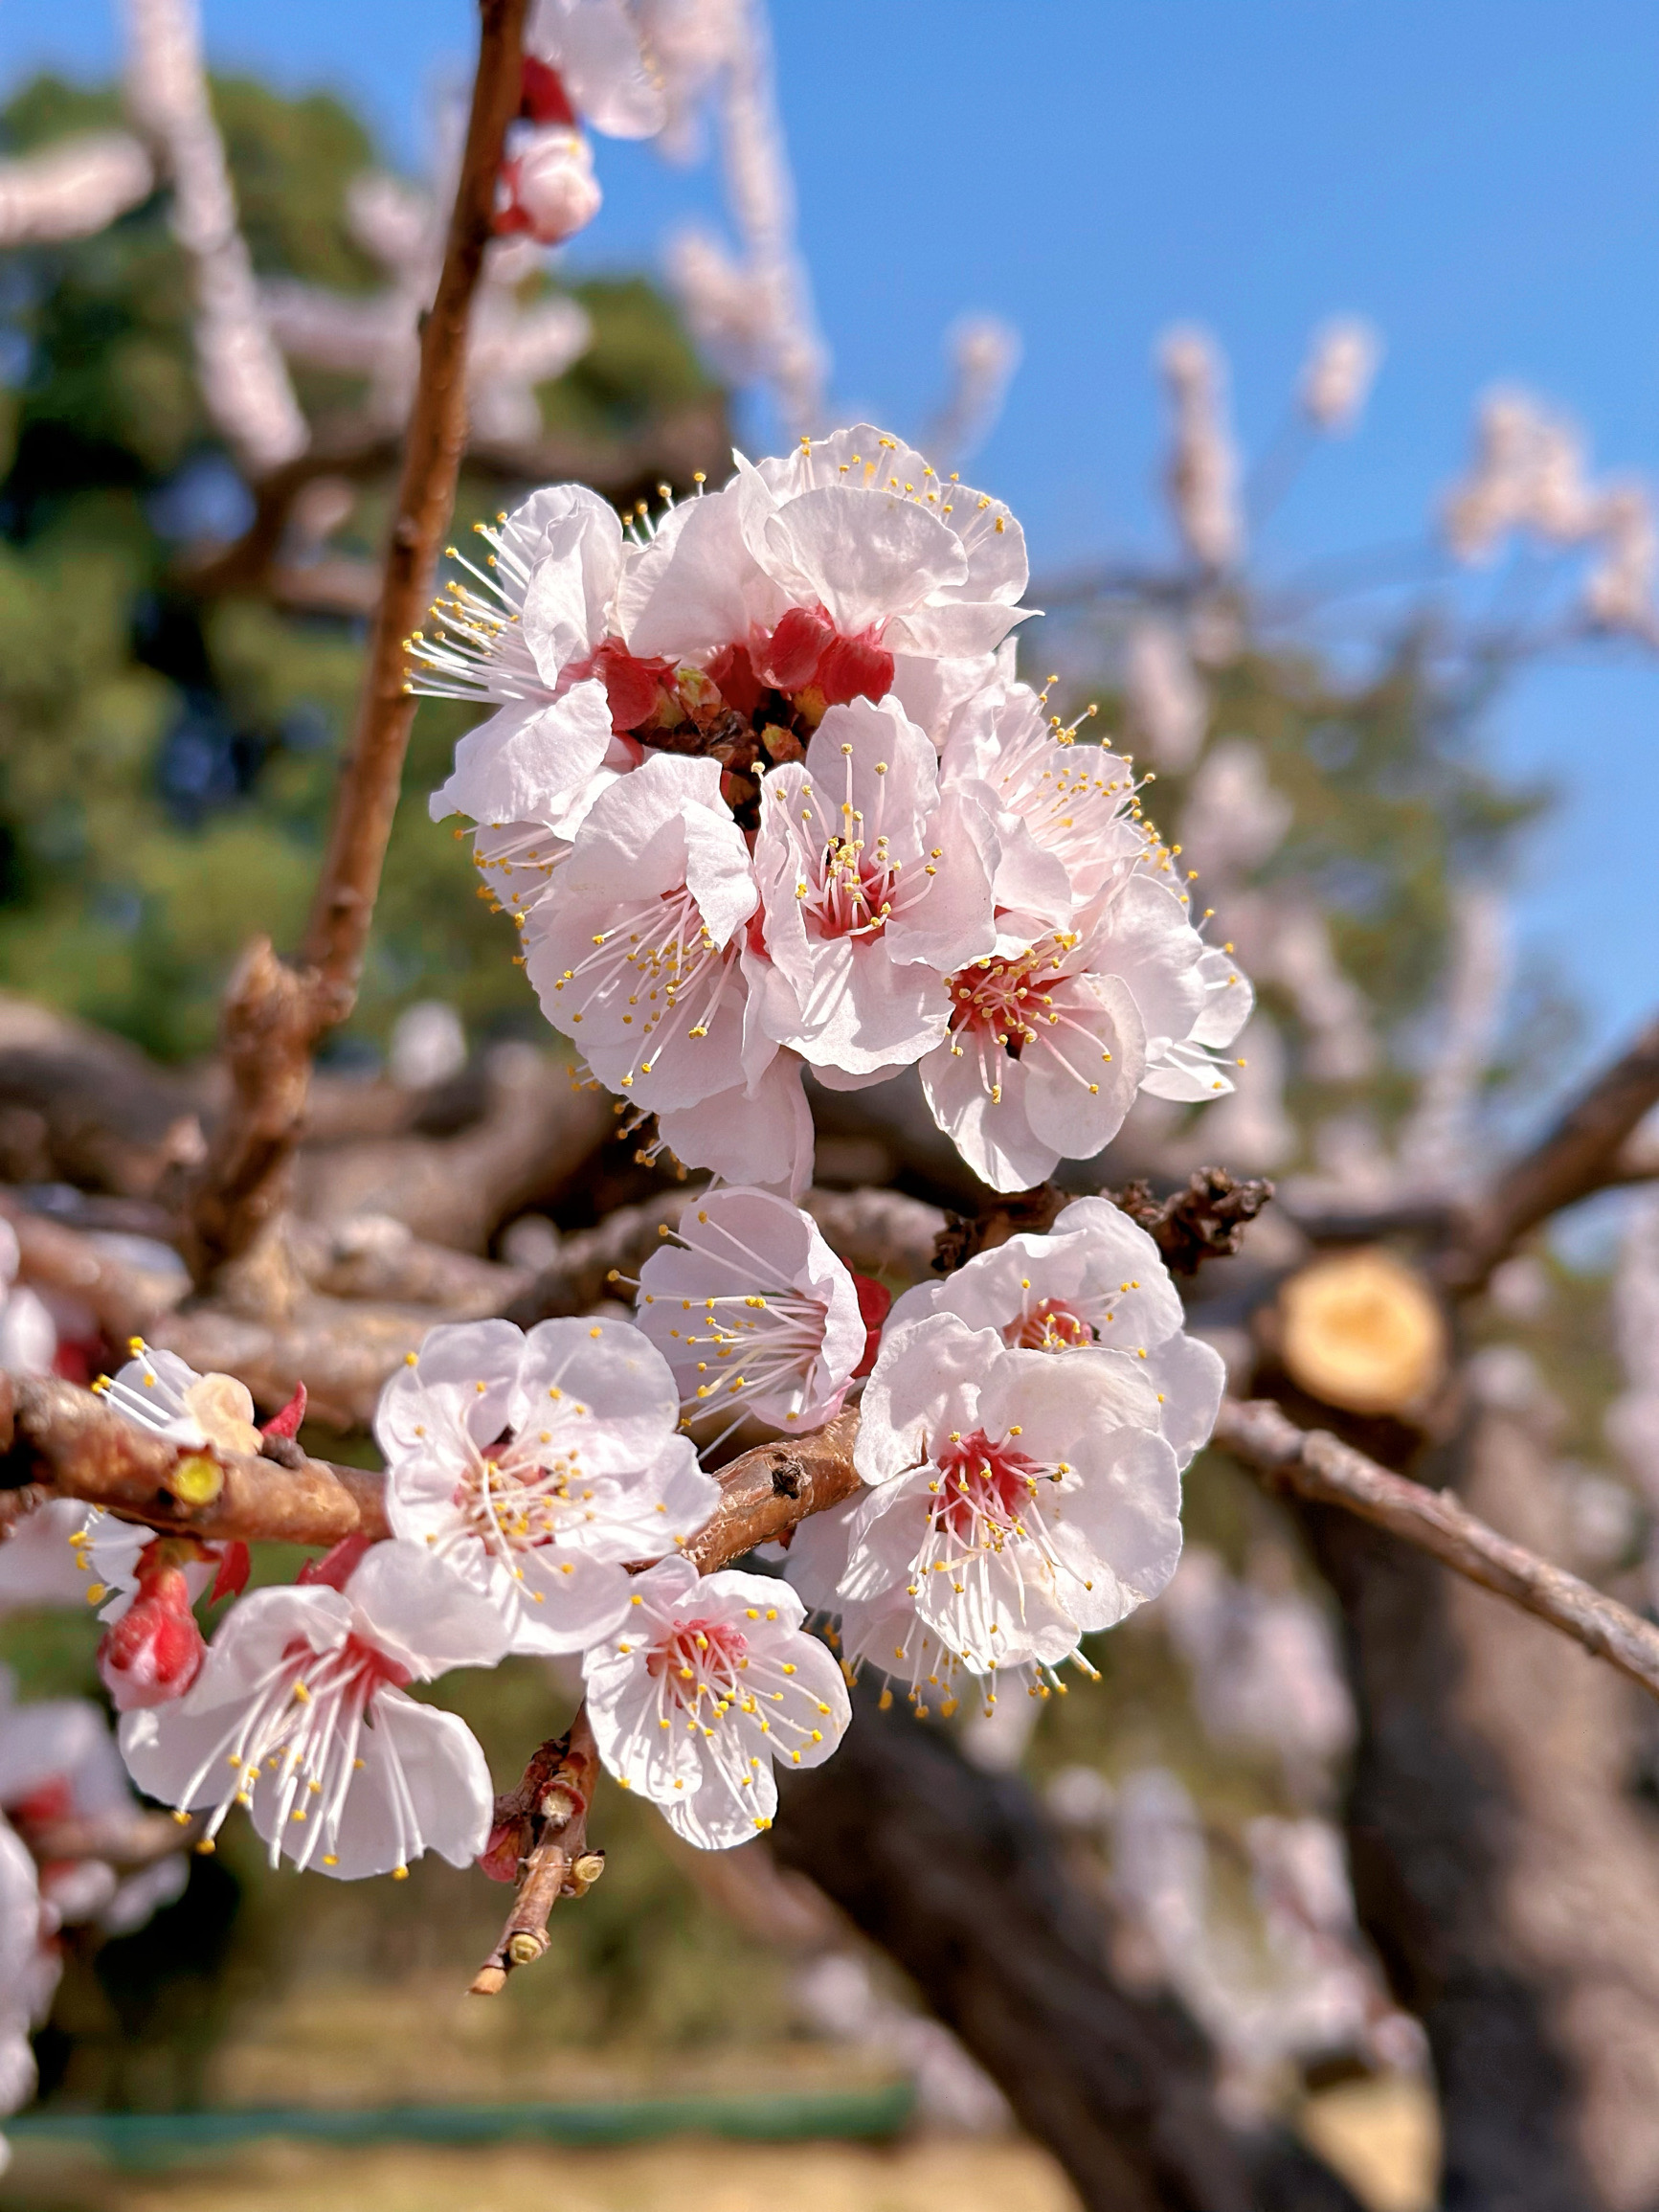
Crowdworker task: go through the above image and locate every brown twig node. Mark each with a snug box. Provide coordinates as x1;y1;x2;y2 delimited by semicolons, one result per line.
1105;1167;1275;1274
471;1705;602;1997
931;1169;1274;1277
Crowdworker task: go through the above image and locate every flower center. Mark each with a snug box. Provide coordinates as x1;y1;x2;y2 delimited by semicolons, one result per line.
646;1617;750;1710
549;882;738;1085
930;1429;1043;1546
1010;1298;1093;1351
948;938;1076;1057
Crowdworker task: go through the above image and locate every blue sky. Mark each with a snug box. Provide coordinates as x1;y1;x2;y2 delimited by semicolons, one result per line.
7;0;1658;1077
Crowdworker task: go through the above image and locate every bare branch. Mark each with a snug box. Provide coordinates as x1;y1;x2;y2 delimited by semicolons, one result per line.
470;1708;602;1996
685;1405;863;1572
1442;1009;1659;1293
1213;1395;1659;1702
178;0;528;1282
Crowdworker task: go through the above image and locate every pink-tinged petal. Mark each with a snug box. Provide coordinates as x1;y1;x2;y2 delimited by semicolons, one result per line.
507;1550;635;1657
428;687;617;829
374;1320;525;1461
1045;1429;1184;1633
975;1346;1163;1460
1019;972;1146;1162
346;1540;513;1678
655;1053;814;1198
1141;1333;1226;1471
760;485;967;635
1087;872;1208;1047
881;789;998;974
1188;945;1255;1050
620;487;784;659
513;1317;682;1466
919;1034;1058;1193
855;1314;998;1486
515;492;624;681
265;1692;493;1879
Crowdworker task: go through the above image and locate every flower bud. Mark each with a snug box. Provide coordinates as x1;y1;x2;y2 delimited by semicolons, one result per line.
97;1555;205;1712
498;127;600;246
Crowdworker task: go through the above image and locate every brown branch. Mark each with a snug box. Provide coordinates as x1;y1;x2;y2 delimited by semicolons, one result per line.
685;1404;864;1572
470;1706;602;1996
178;0;527;1285
300;0;527;1008
5;1374;859;1565
3;1373;387;1546
930;1169;1275;1277
1213;1395;1659;1702
1441;1008;1659;1294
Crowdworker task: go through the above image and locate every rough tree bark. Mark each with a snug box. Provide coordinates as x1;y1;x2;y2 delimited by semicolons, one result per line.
773;1688;1365;2212
1288;1401;1659;2212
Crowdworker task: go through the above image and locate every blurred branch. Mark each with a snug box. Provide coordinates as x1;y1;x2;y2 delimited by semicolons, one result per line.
1440;1008;1659;1293
1214;1396;1659;1702
178;0;528;1286
177;400;732;614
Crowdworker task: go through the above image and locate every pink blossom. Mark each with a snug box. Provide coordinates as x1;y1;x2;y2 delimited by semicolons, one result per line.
635;1187;866;1440
583;1556;849;1848
376;1317;717;1656
120;1542;506;1879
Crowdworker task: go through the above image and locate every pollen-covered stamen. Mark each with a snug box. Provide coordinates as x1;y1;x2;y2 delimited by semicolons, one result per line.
407;520;550;704
171;1634;415;1875
927;1429;1047;1549
943;935;1111;1105
548;882;739;1083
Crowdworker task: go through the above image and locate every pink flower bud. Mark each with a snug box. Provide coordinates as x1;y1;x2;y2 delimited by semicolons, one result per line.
497;127;600;246
97;1560;205;1711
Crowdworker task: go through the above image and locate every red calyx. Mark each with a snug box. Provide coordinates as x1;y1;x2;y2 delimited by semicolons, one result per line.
521;56;577;126
299;1533;374;1591
589;640;675;733
817;631;895;708
758;606;834;690
851;1274;891;1378
97;1550;206;1712
479;1814;531;1885
211;1540;251;1604
707;642;763;717
754;608;894;709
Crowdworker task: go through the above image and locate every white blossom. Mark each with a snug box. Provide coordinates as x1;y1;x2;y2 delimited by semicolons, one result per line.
376;1317;718;1655
635;1186;866;1439
1298;318;1381;434
838;1313;1185;1675
582;1555;849;1847
750;697;998;1082
1158;327;1241;571
886;1195;1225;1470
121;1541;506;1879
0;1219;56;1377
0;131;152;247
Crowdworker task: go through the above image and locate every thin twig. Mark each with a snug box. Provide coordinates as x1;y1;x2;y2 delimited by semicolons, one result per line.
179;0;528;1283
1212;1395;1659;1702
1441;1009;1659;1294
470;1707;601;1995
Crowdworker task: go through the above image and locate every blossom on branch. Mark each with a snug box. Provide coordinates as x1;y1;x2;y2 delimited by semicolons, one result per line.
121;1541;506;1879
583;1555;849;1847
835;1312;1186;1677
375;1316;718;1655
633;1185;866;1439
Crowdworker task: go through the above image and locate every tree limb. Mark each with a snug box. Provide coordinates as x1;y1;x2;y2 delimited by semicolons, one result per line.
469;1707;602;1996
1213;1395;1659;1702
178;0;529;1284
1441;1009;1659;1293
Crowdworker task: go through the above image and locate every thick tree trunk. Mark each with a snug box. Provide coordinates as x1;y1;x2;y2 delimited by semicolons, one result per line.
773;1689;1363;2212
1298;1405;1659;2210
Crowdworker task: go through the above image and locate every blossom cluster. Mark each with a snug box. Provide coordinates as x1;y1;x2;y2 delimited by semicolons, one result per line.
0;1173;1225;1885
0;433;1244;1907
411;426;1251;1196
